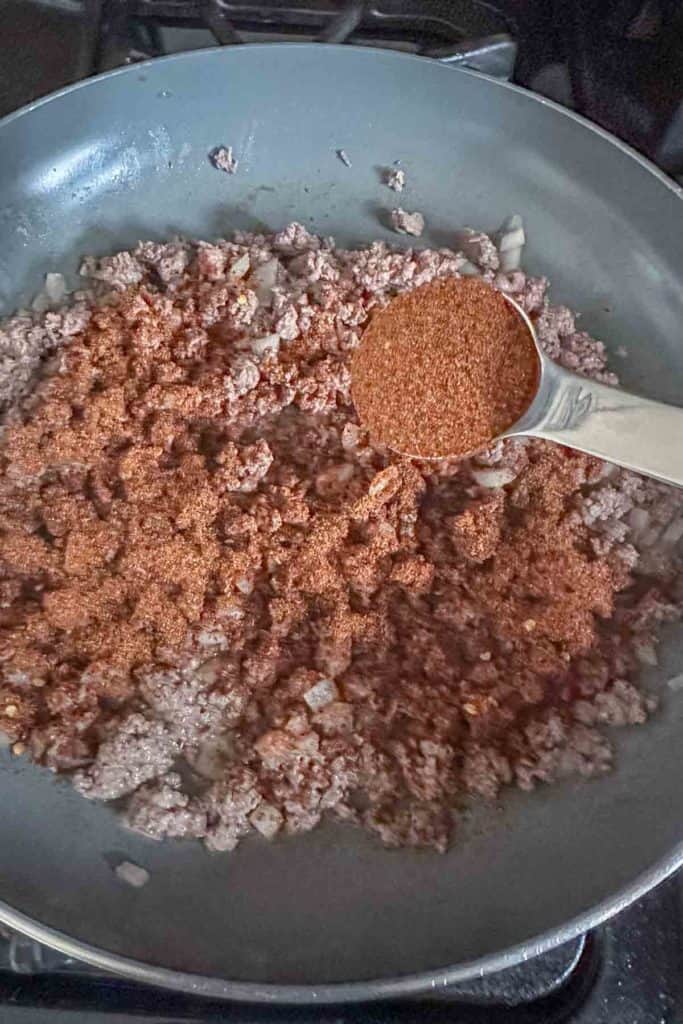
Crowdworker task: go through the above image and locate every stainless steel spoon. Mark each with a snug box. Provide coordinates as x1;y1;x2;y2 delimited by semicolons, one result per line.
502;296;683;487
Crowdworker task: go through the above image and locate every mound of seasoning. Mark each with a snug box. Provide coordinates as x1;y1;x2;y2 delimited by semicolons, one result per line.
351;277;540;458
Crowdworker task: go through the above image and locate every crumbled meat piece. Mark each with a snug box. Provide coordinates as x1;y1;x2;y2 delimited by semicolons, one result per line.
203;767;262;851
81;251;143;290
0;303;90;414
135;241;189;286
73;715;179;800
453;229;499;271
125;774;208;839
390;208;425;237
385;167;405;192
210;145;238;174
450;493;504;562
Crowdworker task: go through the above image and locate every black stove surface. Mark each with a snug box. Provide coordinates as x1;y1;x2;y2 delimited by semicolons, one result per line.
0;1;681;1020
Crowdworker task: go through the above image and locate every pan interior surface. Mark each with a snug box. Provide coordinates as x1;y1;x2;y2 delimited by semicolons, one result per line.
0;44;682;996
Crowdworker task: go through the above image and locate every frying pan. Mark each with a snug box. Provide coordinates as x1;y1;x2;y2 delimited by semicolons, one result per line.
0;43;682;1004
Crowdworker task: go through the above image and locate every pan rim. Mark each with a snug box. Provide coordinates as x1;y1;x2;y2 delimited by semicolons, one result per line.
0;41;681;1002
0;843;681;1003
1;39;683;208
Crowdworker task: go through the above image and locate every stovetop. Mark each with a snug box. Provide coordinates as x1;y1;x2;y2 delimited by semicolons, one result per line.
0;1;681;1020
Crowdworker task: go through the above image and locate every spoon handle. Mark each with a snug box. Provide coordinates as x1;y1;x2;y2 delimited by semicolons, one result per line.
514;361;683;487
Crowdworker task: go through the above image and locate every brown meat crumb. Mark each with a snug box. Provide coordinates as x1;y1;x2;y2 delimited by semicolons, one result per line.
0;222;680;855
390;209;424;237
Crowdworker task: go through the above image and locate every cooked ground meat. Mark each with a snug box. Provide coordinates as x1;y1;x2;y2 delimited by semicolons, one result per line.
0;221;680;854
209;146;238;174
390;208;425;237
385;168;406;192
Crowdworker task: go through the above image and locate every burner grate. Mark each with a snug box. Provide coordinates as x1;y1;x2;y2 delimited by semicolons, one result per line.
92;0;517;77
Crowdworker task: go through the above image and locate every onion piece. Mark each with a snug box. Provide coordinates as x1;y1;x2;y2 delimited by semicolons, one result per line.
627;507;650;535
114;861;150;888
458;260;481;277
249;333;281;359
498;218;526;253
471;466;517;488
249;802;283;839
635;643;658;667
639;527;661;549
661;517;683;546
497;215;525;274
250;258;280;305
303;678;338;712
228;253;250;279
190;733;235;780
499;248;522;272
667;674;683;691
45;272;67;303
32;272;68;312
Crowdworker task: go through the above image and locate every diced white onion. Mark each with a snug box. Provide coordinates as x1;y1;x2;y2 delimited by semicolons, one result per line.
228;253;250;279
471;466;517;488
667;674;683;691
32;272;68;312
249;802;283;839
303;678;338;712
250;258;280;304
191;734;234;779
114;861;150;888
249;333;280;358
496;215;525;274
635;643;658;667
45;272;67;303
497;214;525;245
458;260;481;277
499;248;522;272
598;462;619;480
627;508;650;535
498;227;526;253
661;517;683;546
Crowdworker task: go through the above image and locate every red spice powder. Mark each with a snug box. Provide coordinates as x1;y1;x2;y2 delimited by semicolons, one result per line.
0;230;668;856
351;277;540;458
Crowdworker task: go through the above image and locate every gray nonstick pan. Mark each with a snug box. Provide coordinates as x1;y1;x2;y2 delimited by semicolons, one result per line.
0;43;681;1004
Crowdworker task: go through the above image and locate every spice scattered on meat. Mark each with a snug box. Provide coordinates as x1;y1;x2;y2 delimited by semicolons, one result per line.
0;222;680;854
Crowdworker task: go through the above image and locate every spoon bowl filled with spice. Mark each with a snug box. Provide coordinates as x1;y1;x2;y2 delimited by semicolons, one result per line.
351;276;683;486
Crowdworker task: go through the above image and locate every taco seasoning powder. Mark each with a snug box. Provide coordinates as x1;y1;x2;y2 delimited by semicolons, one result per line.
351;276;540;458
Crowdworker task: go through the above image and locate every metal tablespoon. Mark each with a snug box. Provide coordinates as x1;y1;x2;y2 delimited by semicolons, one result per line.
502;296;683;487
